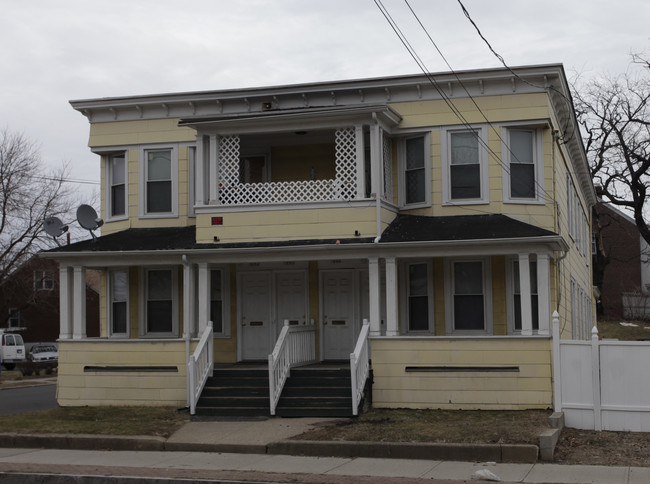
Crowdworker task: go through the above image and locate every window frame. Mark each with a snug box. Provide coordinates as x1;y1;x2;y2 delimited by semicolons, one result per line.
501;127;545;204
139;145;178;218
108;269;129;338
34;270;54;291
139;267;179;338
441;125;490;205
105;152;128;220
444;258;493;335
8;308;20;328
400;260;434;334
398;133;431;208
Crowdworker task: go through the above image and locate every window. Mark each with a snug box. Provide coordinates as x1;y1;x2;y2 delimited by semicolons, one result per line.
512;260;539;332
109;270;128;337
34;271;54;291
406;263;430;331
445;259;491;334
210;269;223;334
8;308;20;328
108;153;126;217
140;146;177;216
442;127;488;204
143;268;178;336
400;134;431;207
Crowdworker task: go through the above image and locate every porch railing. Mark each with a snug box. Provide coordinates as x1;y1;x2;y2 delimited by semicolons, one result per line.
268;320;317;415
188;321;214;415
350;319;370;416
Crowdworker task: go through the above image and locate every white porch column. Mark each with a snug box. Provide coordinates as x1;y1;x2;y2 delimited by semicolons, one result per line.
518;253;533;336
369;123;381;199
355;125;365;199
368;257;381;336
195;135;205;206
197;262;210;334
385;257;399;336
537;253;551;335
72;266;86;339
208;135;219;203
59;265;72;340
183;260;197;338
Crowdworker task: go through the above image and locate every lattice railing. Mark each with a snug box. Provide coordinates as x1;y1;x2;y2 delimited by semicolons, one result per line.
217;128;360;205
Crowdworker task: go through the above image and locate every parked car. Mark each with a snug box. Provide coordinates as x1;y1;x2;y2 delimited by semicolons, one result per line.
27;343;58;363
0;331;26;370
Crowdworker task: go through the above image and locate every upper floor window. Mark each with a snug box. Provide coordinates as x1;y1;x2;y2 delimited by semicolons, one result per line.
502;128;544;203
34;271;54;291
108;153;126;218
109;270;129;337
399;134;431;207
442;127;489;205
140;146;178;217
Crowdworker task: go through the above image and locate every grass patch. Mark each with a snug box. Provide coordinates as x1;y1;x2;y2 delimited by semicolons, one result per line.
0;406;188;438
596;320;650;340
294;408;551;445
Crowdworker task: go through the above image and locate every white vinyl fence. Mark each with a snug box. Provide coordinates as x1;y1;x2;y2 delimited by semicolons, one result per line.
553;312;650;431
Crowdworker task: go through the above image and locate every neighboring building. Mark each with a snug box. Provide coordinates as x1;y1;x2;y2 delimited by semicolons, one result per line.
46;64;596;411
0;257;100;344
593;201;650;320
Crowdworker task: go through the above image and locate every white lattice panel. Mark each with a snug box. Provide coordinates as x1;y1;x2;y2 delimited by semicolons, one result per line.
219;135;240;187
383;133;393;201
335;128;358;200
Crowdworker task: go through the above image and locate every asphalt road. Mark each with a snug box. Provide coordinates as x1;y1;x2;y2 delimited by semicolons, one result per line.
0;383;57;415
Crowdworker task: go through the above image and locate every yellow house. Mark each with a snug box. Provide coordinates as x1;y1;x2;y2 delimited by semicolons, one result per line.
46;64;596;415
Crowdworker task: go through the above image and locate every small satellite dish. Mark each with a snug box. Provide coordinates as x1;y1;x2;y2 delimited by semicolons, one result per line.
43;217;69;246
76;205;104;240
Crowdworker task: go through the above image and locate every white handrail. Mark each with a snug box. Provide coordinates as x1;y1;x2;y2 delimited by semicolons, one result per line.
188;321;214;415
268;320;316;415
350;319;370;416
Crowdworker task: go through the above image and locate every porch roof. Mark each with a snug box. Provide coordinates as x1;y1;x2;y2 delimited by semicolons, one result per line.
44;214;561;256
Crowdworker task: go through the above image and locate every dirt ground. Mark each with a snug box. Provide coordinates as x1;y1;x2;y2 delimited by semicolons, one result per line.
554;427;650;466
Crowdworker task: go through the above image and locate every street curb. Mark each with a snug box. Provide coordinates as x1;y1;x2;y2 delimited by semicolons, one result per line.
1;433;539;463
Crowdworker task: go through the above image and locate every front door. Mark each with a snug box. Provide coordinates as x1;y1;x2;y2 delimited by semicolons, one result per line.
321;270;357;360
276;271;308;332
240;272;272;360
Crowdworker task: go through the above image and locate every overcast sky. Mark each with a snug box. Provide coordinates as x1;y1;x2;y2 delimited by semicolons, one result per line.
1;0;648;207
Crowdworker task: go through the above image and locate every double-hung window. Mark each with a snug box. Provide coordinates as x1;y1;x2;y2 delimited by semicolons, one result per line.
503;127;543;203
143;268;178;336
442;127;488;204
511;260;539;332
446;259;491;334
108;153;126;218
404;262;433;332
34;271;54;291
109;270;129;337
400;134;431;207
141;146;177;216
8;308;20;328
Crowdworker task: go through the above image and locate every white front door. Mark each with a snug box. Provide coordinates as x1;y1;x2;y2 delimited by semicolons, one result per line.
240;272;272;360
276;271;308;333
321;270;357;360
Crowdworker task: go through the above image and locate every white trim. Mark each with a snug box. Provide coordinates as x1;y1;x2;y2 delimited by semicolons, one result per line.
139;144;179;218
501;127;545;204
445;258;493;335
441;125;489;205
400;259;435;334
397;132;432;208
139;266;179;338
107;269;129;339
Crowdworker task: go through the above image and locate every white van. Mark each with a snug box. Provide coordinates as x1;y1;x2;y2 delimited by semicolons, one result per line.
0;331;26;370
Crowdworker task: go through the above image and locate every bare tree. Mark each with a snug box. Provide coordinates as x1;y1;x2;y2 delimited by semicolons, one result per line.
572;53;650;244
0;128;74;288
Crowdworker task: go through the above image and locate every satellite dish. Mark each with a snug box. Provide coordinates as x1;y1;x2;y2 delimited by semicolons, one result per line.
76;205;104;239
43;217;69;246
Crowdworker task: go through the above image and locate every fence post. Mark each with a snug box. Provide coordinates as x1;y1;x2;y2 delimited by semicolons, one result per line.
591;325;602;431
552;311;562;412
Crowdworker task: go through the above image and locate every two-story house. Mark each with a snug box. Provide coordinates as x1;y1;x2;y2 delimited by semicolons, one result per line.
46;64;595;414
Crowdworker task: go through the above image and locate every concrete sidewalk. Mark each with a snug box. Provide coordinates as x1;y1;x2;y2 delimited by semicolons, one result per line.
0;418;649;483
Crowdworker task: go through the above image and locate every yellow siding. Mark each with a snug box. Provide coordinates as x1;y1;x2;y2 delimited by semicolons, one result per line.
371;337;552;409
88;119;196;147
57;340;189;407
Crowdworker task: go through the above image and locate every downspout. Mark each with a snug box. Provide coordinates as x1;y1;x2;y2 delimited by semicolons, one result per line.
373;112;382;243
